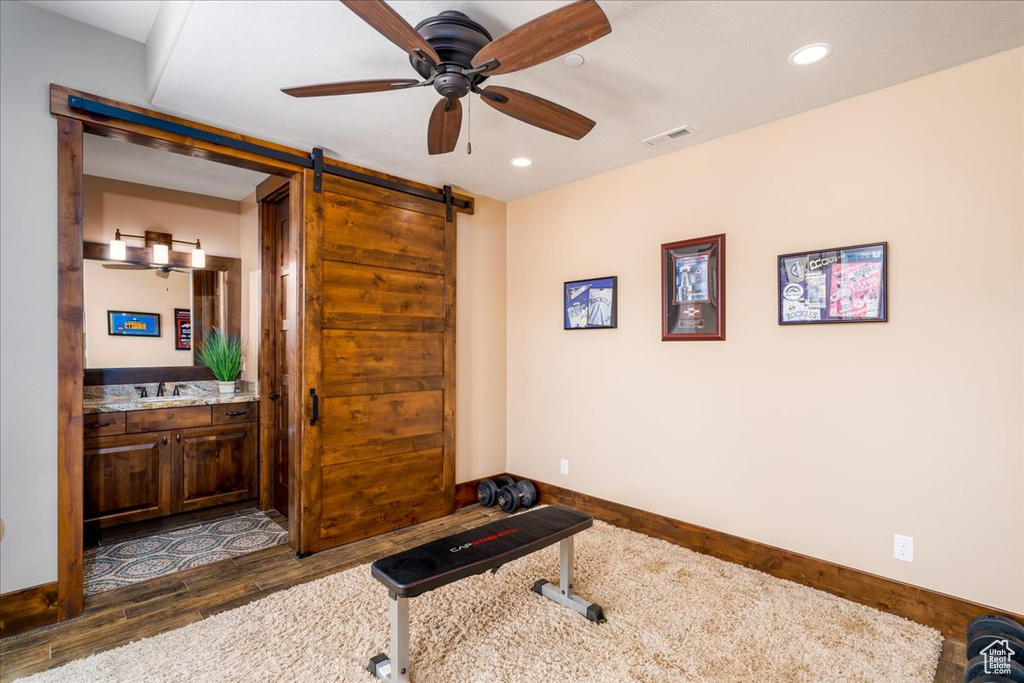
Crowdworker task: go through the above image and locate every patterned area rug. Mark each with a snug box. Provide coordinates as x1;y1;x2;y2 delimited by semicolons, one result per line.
84;509;288;596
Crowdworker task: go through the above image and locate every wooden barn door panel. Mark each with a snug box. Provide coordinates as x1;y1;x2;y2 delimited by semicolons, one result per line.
299;171;455;553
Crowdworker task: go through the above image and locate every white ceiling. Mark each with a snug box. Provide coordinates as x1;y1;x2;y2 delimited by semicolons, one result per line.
26;0;159;43
84;134;269;201
33;1;1024;202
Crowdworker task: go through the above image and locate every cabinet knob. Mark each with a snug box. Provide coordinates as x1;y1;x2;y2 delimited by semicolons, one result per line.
176;433;181;443
162;435;168;445
268;391;280;400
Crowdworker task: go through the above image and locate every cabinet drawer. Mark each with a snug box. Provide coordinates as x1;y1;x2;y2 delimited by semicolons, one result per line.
127;406;211;433
212;402;257;425
84;412;126;437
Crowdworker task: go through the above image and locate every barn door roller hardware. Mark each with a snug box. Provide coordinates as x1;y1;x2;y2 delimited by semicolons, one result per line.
67;95;471;208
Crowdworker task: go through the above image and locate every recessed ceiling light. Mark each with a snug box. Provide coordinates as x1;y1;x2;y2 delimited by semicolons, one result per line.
563;54;585;67
789;43;832;66
510;157;533;167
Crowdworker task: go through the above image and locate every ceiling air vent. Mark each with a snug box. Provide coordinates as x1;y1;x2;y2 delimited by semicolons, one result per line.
642;125;697;147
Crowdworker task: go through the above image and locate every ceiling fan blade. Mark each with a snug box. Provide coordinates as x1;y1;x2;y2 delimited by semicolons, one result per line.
472;0;611;76
340;0;440;66
479;86;595;140
427;97;462;155
281;79;419;98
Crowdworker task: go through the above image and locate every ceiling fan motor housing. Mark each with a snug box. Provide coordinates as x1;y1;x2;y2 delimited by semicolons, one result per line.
413;10;493;98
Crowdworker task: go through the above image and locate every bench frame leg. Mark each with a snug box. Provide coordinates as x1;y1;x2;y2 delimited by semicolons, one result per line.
531;536;606;623
368;594;410;682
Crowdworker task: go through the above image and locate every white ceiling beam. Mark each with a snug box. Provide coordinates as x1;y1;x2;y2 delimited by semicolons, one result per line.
145;0;193;102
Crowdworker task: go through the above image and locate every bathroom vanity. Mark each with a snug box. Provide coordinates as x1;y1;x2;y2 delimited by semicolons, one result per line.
83;385;258;528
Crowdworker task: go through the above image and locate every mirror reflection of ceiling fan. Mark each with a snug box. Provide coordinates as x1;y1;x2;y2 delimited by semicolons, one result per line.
102;263;188;279
282;0;612;154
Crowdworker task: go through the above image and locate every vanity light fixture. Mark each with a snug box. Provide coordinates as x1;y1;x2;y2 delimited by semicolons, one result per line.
152;243;169;264
108;229;206;268
191;240;206;268
109;230;127;260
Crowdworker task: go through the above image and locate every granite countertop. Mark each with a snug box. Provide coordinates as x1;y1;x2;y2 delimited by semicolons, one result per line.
83;381;259;414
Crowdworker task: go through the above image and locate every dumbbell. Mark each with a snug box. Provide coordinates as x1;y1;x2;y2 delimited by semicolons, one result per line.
477;476;518;508
495;479;538;513
966;614;1024;682
969;615;1024;644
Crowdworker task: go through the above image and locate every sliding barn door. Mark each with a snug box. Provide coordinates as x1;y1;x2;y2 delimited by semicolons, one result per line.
297;170;455;553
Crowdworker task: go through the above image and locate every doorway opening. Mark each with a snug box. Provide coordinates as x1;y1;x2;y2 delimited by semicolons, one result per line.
76;135;297;597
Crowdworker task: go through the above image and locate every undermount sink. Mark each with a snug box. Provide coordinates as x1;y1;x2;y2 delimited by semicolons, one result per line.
137;395;189;404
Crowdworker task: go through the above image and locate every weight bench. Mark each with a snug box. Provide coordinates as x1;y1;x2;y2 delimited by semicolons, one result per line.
367;505;605;682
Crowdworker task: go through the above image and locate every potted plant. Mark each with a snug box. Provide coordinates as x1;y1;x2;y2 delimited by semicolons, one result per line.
197;328;244;394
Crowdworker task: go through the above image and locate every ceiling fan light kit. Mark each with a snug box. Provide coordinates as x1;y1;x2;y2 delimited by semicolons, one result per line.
282;0;612;155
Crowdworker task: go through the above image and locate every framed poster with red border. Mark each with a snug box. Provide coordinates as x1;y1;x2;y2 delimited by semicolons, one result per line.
174;307;192;350
661;234;725;341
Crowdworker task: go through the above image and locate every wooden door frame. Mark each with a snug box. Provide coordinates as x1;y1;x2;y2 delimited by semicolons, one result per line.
255;175;306;550
51;84;472;620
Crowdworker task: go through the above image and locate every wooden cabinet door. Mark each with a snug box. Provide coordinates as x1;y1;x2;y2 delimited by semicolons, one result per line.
175;423;256;512
84;432;171;526
297;171;456;554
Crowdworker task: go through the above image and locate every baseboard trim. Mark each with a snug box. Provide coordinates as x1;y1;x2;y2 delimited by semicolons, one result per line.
512;475;1021;642
0;581;58;638
454;475;496;510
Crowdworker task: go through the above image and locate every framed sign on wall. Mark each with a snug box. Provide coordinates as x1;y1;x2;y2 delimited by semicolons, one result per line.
107;311;160;337
661;234;725;341
777;242;887;324
174;308;192;350
564;276;618;329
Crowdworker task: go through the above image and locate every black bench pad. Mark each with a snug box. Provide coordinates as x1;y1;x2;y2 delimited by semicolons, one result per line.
371;505;592;598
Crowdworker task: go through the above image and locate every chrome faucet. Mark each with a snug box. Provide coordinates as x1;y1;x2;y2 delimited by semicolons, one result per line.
156;381;166;397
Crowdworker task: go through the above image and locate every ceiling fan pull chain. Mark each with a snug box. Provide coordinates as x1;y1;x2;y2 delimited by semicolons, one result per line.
467;95;472;155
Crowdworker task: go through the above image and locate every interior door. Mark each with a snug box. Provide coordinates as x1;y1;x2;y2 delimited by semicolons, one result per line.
297;170;456;553
270;194;291;513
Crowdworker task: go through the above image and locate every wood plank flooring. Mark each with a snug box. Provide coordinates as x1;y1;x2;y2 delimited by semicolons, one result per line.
1;505;966;682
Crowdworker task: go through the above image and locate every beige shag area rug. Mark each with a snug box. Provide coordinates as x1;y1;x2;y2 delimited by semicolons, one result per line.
17;521;943;682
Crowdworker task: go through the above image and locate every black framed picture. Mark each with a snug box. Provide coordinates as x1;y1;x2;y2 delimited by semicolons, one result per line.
778;242;887;324
107;311;161;337
661;234;725;341
564;276;617;329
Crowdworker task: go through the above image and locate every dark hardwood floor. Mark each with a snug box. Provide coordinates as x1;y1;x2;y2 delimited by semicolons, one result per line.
1;505;965;682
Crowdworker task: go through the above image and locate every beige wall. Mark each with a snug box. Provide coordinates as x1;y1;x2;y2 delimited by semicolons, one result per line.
456;193;509;482
83;261;191;368
507;49;1024;612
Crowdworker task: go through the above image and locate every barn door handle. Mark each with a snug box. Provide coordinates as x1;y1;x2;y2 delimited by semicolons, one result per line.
309;388;319;426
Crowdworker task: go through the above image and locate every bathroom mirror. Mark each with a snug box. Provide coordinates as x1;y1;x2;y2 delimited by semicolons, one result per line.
82;241;240;381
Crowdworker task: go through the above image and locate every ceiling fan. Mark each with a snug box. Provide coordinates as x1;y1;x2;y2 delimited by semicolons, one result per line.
103;263;188;279
281;0;612;154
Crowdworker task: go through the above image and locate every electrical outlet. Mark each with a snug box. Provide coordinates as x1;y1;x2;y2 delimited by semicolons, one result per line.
893;534;914;563
560;459;569;476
